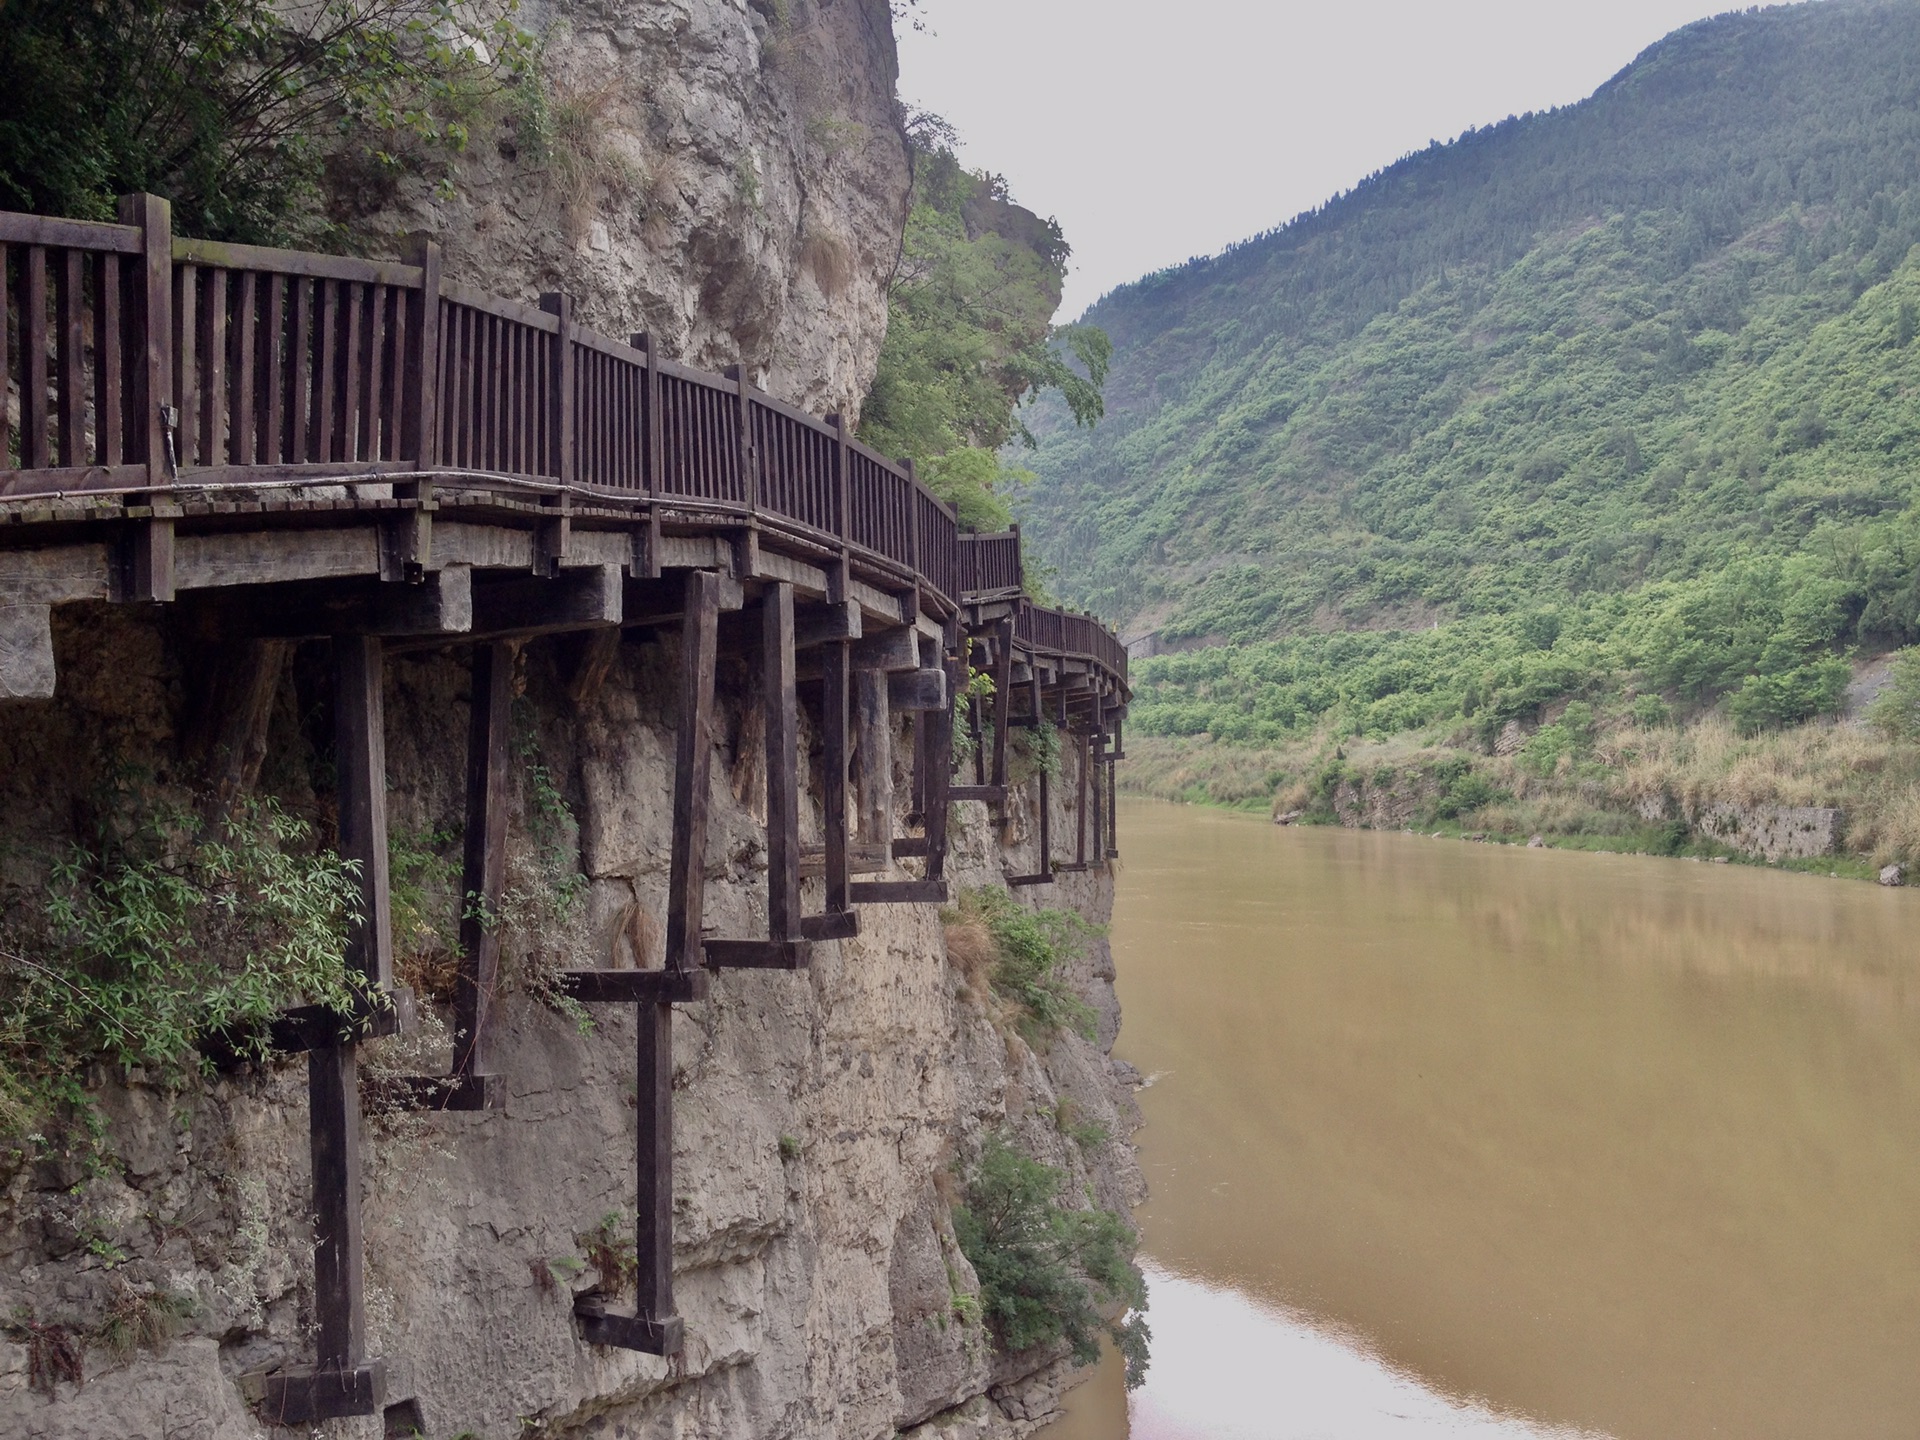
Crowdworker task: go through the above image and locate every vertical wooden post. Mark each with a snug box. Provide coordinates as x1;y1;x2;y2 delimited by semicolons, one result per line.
310;1041;365;1372
454;640;512;1087
991;618;1014;791
1038;766;1053;878
400;233;440;554
924;617;959;882
541;292;574;485
334;635;392;995
829;413;852;604
1107;729;1119;859
632;333;662;579
763;582;800;940
1090;727;1105;871
853;668;892;858
1075;731;1089;869
119;194;174;601
822;636;851;914
726;363;755;513
666;571;720;972
634;992;674;1326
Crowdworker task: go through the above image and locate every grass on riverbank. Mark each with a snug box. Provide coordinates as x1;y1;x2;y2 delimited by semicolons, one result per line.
1121;718;1920;874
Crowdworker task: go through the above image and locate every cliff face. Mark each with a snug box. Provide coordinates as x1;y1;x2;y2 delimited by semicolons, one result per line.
363;0;911;423
0;610;1140;1439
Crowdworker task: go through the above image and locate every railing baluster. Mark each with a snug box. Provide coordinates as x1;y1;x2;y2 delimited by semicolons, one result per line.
94;252;122;466
314;279;338;462
54;247;83;468
20;246;50;469
340;281;363;463
230;270;256;466
1;243;13;467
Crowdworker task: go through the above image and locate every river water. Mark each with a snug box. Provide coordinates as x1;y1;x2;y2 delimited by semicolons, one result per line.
1040;798;1920;1440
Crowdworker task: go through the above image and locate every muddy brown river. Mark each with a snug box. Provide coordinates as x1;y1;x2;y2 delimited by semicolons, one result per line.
1041;798;1920;1440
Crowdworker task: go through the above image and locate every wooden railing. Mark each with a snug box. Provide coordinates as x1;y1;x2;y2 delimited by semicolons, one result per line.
0;196;1124;689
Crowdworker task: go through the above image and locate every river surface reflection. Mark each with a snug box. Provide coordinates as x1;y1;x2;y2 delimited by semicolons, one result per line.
1041;798;1920;1440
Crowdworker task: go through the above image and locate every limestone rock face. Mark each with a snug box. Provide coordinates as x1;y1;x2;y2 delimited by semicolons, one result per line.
0;611;1140;1440
359;0;911;423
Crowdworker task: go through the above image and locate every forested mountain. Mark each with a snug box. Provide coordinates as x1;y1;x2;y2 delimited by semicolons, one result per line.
1024;0;1920;741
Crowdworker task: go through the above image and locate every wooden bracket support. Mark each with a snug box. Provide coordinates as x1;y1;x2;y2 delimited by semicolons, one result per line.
949;785;1006;805
574;1297;683;1356
703;939;811;969
848;879;949;905
800;910;860;942
794;598;861;648
260;1360;386;1424
469;564;620;640
887;668;948;712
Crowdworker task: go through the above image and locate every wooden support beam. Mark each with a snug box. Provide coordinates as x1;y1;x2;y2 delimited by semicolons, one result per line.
820;636;850;916
469;564;621;639
852;624;918;672
703;939;811;969
555;969;711;1004
923;620;958;883
334;636;393;994
205;567;473;640
800;910;859;941
763;583;801;940
666;570;721;973
991;617;1013;791
848;879;949;905
887;668;947;711
451;640;512;1101
794;598;861;648
949;785;1005;805
1090;729;1106;871
1074;733;1089;870
800;841;891;877
261;1040;385;1422
853;668;891;860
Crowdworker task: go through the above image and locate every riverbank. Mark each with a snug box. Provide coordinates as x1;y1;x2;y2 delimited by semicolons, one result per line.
1119;718;1920;881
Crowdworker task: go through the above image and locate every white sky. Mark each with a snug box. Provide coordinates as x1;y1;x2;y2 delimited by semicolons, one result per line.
895;0;1785;316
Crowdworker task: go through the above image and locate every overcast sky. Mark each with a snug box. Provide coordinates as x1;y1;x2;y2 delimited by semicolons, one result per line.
896;0;1793;316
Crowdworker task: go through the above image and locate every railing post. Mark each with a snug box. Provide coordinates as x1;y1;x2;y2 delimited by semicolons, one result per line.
540;293;574;485
631;332;662;579
402;235;441;469
725;363;755;513
828;412;851;605
117;193;175;601
903;458;921;577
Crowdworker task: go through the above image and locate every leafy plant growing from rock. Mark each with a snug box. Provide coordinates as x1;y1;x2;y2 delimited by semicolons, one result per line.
952;1134;1148;1387
0;794;360;1146
943;887;1098;1046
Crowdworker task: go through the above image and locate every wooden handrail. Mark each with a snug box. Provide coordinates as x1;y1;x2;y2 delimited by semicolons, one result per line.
0;196;1127;690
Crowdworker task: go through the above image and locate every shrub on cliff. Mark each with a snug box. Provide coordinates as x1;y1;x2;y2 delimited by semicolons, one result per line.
0;794;361;1145
943;887;1097;1046
953;1134;1149;1387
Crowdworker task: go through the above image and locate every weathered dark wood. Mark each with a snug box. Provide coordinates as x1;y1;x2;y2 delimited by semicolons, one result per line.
848;879;948;905
853;668;891;857
333;634;392;991
574;1298;682;1357
1090;729;1105;870
851;624;918;672
260;1360;385;1423
889;836;931;858
93;252;124;465
453;640;512;1091
542;292;574;484
54;247;84;468
1106;740;1119;858
991;617;1013;790
922;620;959;883
309;1039;366;1371
800;910;860;942
119;197;171;476
704;939;810;969
126;516;175;603
633;994;674;1329
794;597;861;647
387;1071;501;1112
1006;873;1055;887
667;569;721;970
209;567;471;639
405;235;441;466
1075;732;1089;869
821;636;850;914
888;668;948;712
555;969;711;1004
468;564;621;638
948;785;1005;804
763;581;801;939
19;245;48;469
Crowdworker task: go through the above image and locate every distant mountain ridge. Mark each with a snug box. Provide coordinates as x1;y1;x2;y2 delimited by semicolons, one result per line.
1023;0;1920;654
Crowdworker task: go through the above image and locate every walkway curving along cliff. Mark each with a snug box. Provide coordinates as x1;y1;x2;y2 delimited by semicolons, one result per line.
0;195;1127;1422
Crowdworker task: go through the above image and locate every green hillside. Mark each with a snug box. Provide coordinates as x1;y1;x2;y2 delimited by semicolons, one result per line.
1024;0;1920;743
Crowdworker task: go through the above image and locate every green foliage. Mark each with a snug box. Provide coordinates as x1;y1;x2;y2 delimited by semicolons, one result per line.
952;887;1098;1044
575;1211;636;1299
0;795;360;1143
952;1134;1148;1386
860;115;1108;535
1020;4;1920;740
0;0;533;244
1868;647;1920;739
